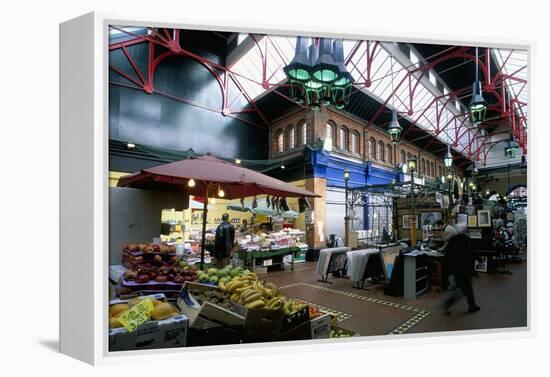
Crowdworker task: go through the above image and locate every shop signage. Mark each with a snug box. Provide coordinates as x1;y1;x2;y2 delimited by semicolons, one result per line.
263;259;273;266
118;299;154;333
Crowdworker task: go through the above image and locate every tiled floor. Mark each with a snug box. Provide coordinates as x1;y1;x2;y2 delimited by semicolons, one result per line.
263;260;527;336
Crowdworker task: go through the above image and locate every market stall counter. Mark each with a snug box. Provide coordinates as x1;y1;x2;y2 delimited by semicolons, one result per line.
237;246;301;272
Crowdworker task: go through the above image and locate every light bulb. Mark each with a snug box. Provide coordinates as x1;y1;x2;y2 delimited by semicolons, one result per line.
188;179;196;187
218;189;225;198
235;159;241;164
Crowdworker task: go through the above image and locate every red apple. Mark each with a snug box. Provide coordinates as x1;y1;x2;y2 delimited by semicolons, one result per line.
155;275;168;283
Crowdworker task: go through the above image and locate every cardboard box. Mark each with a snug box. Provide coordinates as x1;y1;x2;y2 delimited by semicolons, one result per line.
109;314;188;351
276;319;312;342
177;282;245;327
108;294;188;351
242;306;285;342
330;325;359;338
310;313;331;339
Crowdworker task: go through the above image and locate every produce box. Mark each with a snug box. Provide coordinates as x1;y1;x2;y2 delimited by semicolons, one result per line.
282;303;309;332
186;325;244;347
329;325;359;338
108;294;188;351
276;319;312;342
242;307;285;343
109;314;188;351
310;313;331;339
177;282;245;327
115;286;182;300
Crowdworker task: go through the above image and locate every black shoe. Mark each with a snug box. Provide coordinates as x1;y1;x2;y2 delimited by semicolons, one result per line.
468;305;481;313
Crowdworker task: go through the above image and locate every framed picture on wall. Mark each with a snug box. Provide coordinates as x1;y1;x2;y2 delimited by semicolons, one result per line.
477;210;492;227
467;215;478;227
403;215;419;229
420;211;442;227
474;256;488;272
457;213;468;226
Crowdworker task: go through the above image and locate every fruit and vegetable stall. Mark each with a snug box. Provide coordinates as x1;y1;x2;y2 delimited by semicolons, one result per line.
109;265;357;350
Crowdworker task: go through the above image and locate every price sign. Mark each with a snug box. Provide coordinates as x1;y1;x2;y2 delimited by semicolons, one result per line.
118;298;154;333
263;259;273;266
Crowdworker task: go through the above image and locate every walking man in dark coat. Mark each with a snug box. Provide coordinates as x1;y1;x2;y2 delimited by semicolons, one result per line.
443;224;481;314
214;213;235;268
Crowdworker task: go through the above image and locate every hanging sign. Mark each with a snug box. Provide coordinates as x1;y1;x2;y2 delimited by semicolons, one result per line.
117;299;154;333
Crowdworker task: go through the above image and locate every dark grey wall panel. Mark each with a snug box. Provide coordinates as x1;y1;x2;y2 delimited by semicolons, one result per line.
109;37;267;168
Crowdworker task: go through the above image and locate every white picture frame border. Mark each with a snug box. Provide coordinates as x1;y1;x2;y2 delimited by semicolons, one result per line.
60;11;534;365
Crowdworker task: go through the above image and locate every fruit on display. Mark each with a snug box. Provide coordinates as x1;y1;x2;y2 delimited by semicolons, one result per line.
189;288;234;311
110;303;130;317
151;302;174;320
122;260;198;285
330;329;352;338
110;316;123;329
109;297;180;328
123;242;176;254
283;300;308;316
307;304;322;319
135;274;150;284
221;272;287;310
195;266;252;285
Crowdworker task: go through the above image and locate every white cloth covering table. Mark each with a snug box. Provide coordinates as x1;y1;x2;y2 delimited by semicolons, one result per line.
316;247;351;282
346;249;382;288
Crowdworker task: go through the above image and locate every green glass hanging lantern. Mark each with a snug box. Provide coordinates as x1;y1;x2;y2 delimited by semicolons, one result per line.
311;38;339;83
284;36;311;82
468;47;487;124
284;37;354;110
288;79;306;104
388;109;402;143
305;79;323;110
330;39;354;109
469;81;487;124
444;145;453;168
472;162;479;176
504;134;520;159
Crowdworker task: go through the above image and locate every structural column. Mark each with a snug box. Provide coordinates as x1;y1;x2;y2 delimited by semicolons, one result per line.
305;177;327;250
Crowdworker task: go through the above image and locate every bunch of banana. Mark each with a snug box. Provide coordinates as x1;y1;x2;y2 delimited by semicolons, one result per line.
219;272;257;293
224;278;284;310
283;300;308;316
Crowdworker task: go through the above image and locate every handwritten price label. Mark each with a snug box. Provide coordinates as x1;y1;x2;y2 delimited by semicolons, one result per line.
118;299;154;333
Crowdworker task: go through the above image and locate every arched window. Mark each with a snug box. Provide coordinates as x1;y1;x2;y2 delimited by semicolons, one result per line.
339;126;349;151
430;162;435;177
369;138;377;160
438;165;443;177
378;141;385;162
326;121;336;149
299;120;307;145
401;150;406;165
287;125;295;150
275;129;284;153
387;144;393;165
351;131;360;154
421;159;426;175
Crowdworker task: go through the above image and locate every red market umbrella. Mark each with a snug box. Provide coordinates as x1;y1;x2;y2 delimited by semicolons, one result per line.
117;155;318;267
